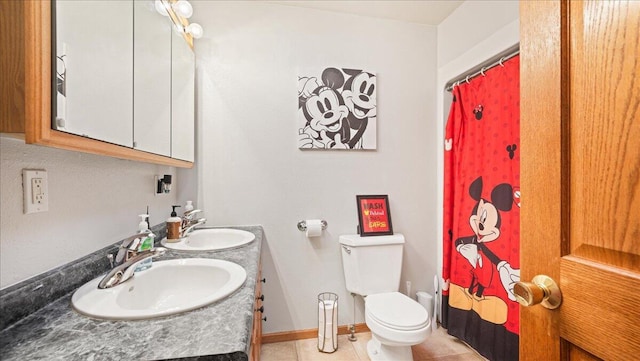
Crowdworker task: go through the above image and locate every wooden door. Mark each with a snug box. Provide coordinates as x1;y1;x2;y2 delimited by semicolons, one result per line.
520;1;640;360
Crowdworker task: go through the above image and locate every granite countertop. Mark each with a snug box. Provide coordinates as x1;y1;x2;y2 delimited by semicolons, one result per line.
0;226;263;361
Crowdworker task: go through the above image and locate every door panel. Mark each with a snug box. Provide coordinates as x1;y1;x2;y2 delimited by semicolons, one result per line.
560;256;640;361
521;1;640;360
568;345;600;361
569;0;640;256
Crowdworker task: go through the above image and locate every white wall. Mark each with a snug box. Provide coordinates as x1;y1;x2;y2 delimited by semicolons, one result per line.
190;2;438;333
437;1;520;69
435;1;520;311
0;136;179;288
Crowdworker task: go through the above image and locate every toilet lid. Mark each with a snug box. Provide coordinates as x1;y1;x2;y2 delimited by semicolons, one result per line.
366;292;430;331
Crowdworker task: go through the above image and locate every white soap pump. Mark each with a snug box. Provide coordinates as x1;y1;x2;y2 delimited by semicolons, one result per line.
138;214;149;232
185;200;194;213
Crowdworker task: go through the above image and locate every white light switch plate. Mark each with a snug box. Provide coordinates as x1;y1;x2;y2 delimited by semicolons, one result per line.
23;169;49;214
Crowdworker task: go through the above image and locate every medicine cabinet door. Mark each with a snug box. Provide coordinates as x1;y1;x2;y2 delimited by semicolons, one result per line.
171;30;195;162
54;0;133;147
133;0;171;156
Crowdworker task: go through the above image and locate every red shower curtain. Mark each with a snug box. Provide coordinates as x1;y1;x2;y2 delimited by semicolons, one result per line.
442;56;520;361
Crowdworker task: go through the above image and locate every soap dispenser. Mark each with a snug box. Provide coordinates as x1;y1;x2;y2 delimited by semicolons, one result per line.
135;214;155;272
166;205;182;242
185;200;194;213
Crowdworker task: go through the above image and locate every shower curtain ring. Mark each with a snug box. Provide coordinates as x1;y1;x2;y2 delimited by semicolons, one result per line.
465;75;470;84
480;67;486;76
499;57;505;67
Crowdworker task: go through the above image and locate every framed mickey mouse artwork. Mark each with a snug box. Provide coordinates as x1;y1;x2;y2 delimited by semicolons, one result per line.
297;67;377;150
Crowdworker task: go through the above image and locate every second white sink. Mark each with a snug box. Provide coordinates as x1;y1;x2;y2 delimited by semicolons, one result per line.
161;228;255;251
71;258;246;320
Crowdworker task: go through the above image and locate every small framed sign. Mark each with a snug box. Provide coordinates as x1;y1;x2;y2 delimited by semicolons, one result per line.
356;195;393;236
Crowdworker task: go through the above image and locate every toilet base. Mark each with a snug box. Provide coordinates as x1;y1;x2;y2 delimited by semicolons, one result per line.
367;335;414;361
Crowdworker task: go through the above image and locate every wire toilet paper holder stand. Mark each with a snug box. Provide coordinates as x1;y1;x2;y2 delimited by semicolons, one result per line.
297;220;328;232
318;292;338;353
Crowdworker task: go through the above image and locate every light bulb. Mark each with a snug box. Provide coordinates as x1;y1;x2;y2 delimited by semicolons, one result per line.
173;23;184;35
154;0;169;16
186;23;203;39
172;0;193;18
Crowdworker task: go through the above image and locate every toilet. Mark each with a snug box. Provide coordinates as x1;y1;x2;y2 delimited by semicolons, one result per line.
339;234;431;361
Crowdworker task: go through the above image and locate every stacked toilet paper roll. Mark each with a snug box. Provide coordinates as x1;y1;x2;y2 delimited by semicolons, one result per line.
417;291;433;317
318;299;338;353
306;219;323;237
417;291;437;331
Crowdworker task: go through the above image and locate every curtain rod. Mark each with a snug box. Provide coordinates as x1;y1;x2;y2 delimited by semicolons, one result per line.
445;44;520;92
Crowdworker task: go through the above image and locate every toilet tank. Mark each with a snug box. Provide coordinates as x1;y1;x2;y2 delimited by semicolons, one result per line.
339;234;404;296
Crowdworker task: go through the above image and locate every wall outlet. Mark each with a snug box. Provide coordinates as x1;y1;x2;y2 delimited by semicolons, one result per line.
23;169;49;214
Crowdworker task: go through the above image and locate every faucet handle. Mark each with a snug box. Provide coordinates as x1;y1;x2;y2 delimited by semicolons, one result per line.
183;209;202;219
115;230;155;264
106;253;114;268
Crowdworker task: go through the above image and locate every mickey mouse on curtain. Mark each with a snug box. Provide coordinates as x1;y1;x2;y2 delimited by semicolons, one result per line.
448;176;521;324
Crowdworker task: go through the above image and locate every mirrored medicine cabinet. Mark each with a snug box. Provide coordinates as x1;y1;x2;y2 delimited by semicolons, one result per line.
0;0;194;167
53;0;195;162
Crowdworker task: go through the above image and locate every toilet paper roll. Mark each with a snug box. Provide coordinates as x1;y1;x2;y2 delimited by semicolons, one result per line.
318;301;337;336
416;291;434;317
318;300;338;352
305;219;323;237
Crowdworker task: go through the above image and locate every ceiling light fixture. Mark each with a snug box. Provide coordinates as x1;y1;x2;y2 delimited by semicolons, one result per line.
172;0;193;18
155;0;170;16
156;0;193;19
185;23;203;39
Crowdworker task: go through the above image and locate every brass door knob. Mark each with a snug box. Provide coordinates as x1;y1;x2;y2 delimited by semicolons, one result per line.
514;275;562;309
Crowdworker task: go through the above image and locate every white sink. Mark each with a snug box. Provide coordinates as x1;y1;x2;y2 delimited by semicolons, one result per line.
71;258;246;320
161;228;255;251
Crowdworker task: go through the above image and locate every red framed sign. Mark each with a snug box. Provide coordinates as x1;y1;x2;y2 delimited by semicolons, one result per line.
356;195;394;236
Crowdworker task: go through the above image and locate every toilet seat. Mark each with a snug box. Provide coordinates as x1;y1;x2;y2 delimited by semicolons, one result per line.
365;292;430;331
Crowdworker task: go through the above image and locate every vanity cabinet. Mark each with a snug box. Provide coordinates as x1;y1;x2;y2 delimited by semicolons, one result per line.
0;0;194;168
249;262;264;361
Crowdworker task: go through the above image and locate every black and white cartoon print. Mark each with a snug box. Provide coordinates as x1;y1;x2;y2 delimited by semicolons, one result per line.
298;67;377;150
342;69;376;149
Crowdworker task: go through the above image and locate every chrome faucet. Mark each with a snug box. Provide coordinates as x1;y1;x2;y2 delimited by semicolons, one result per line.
98;247;166;289
113;229;154;264
99;230;164;289
180;209;206;238
180;217;207;238
183;209;202;220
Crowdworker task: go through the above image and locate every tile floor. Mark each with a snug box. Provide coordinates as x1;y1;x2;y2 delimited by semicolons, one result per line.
261;327;487;361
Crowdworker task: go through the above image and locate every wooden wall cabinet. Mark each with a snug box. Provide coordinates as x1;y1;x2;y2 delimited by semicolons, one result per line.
0;0;193;168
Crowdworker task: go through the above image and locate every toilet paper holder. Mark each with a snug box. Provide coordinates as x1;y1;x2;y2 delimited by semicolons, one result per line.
297;220;328;232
